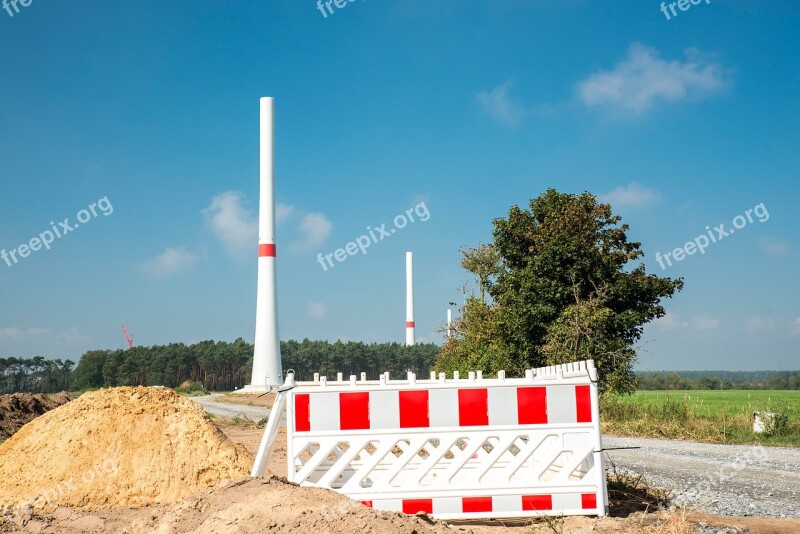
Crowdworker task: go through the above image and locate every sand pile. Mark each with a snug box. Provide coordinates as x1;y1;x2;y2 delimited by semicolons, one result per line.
0;387;252;515
0;393;72;440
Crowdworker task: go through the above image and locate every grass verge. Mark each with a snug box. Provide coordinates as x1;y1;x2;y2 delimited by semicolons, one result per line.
601;390;800;446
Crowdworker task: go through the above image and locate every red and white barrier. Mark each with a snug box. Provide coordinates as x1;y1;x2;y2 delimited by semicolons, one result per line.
252;360;608;520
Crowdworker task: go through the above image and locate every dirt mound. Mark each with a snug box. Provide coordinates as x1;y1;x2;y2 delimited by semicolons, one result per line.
1;477;460;533
0;393;72;440
0;387;252;516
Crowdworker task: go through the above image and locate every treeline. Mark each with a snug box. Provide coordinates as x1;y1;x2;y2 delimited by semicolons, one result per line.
0;357;75;394
637;371;800;390
71;338;440;391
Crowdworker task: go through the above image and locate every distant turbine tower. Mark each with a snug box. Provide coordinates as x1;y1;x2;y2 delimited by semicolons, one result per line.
406;252;415;346
447;309;452;339
246;97;283;391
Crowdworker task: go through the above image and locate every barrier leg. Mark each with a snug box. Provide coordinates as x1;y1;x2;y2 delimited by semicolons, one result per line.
251;391;286;477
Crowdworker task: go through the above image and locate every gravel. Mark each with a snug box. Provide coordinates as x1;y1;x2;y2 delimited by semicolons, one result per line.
191;395;270;421
603;435;800;518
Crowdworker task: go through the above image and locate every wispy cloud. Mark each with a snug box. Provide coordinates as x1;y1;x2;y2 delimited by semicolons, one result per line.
136;247;199;279
477;80;527;126
276;203;295;223
292;212;333;252
307;301;328;320
600;182;661;208
203;191;257;259
746;315;784;333
691;317;720;331
759;236;790;256
576;43;729;114
0;326;89;344
652;312;719;331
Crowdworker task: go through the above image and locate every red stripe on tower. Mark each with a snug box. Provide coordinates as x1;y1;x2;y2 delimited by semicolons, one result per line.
399;390;429;428
339;392;370;430
406;321;415;328
575;385;592;423
294;394;310;432
258;244;276;257
517;386;548;424
458;388;488;426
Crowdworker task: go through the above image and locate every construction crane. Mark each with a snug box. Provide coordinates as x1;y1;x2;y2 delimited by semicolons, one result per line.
121;325;135;349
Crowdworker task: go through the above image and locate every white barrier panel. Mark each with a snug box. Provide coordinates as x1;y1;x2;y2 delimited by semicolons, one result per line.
255;360;608;520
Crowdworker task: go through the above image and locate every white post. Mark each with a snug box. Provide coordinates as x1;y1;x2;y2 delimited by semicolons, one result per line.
406;252;415;346
446;308;452;339
248;97;283;391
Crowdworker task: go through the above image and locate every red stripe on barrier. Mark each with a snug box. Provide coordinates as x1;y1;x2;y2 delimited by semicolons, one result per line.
406;321;415;328
402;499;433;515
462;496;493;513
361;501;373;508
522;494;552;511
399;390;429;428
258;244;276;257
581;493;597;509
339;392;370;430
458;388;488;426
295;394;310;432
575;385;592;423
517;387;548;424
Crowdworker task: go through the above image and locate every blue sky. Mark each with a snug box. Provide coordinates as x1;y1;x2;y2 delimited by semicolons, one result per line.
0;0;798;371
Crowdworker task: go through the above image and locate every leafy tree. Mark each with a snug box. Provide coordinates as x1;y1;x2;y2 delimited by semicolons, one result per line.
435;189;683;393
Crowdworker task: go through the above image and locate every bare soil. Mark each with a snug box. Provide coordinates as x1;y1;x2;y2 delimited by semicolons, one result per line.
0;393;72;440
0;387;251;515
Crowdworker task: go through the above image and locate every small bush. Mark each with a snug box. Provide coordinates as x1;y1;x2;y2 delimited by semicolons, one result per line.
175;381;209;396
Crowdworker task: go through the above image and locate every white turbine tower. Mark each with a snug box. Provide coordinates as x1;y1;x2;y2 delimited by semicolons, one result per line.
244;97;283;391
406;252;415;346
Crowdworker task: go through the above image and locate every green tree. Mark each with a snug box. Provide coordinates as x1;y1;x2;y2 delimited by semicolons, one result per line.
435;189;683;393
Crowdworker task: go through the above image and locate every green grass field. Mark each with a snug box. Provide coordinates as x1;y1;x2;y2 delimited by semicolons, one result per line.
601;390;800;447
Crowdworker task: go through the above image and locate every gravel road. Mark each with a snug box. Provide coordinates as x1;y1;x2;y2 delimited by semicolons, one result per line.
603;435;800;518
191;395;270;420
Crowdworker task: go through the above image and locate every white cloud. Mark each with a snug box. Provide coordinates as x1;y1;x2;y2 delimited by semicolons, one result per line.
746;315;784;333
477;80;527;126
652;312;681;330
276;203;295;223
0;327;22;339
0;326;88;343
576;43;728;114
759;237;790;256
691;317;720;331
136;247;199;279
307;302;328;320
652;312;719;331
203;191;257;259
26;328;50;337
55;327;91;343
292;212;332;252
792;317;800;337
600;182;661;208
